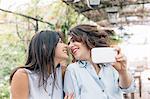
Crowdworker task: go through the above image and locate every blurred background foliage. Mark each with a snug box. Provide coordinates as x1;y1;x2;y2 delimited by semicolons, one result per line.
0;33;26;99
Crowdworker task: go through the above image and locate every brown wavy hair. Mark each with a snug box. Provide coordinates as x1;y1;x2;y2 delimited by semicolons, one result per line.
68;24;112;62
68;24;110;49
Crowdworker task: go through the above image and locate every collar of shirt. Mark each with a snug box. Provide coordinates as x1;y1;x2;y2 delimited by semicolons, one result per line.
77;60;109;68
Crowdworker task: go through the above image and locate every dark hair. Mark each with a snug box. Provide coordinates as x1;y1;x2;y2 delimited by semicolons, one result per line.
10;30;61;93
68;24;110;50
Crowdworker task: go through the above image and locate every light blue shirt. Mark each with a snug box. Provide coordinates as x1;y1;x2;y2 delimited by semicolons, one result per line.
64;61;136;99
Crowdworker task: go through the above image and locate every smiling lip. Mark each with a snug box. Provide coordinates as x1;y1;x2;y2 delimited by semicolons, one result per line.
72;48;78;54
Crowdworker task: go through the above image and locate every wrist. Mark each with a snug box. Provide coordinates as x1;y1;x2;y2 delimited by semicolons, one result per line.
118;69;128;75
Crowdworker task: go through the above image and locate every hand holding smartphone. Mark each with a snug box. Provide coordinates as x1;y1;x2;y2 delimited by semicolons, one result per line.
91;47;117;63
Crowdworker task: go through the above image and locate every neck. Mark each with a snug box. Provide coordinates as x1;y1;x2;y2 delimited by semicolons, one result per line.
93;63;100;74
54;57;60;67
88;58;101;74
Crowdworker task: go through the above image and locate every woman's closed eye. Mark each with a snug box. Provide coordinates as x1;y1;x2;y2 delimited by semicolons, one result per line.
68;42;70;45
68;39;75;45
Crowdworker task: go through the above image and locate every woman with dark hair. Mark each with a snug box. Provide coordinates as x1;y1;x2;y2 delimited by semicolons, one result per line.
64;24;136;99
10;30;73;99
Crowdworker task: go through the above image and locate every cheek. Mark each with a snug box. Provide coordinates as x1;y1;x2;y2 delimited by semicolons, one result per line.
55;50;59;57
74;51;84;59
55;47;62;55
55;46;61;55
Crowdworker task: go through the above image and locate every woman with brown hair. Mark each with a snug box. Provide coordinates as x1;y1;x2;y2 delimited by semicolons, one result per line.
64;24;136;99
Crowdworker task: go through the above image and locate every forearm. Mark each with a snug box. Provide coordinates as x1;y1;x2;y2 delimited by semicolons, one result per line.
119;70;132;88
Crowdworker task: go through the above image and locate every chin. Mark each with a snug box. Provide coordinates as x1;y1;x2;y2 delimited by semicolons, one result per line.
74;56;82;60
64;55;69;59
59;56;68;61
76;56;87;61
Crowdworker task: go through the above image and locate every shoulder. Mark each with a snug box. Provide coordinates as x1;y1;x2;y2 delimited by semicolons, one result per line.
104;63;119;77
102;63;118;74
11;68;29;85
10;68;29;98
103;63;116;70
66;62;80;71
14;68;28;78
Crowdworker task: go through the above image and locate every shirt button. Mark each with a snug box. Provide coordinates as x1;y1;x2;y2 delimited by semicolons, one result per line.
48;93;52;96
102;90;105;92
99;77;101;80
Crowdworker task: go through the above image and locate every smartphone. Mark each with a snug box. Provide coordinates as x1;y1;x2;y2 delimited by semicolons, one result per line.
91;47;117;63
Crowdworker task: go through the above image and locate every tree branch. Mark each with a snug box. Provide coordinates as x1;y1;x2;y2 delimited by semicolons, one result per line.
0;8;54;28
